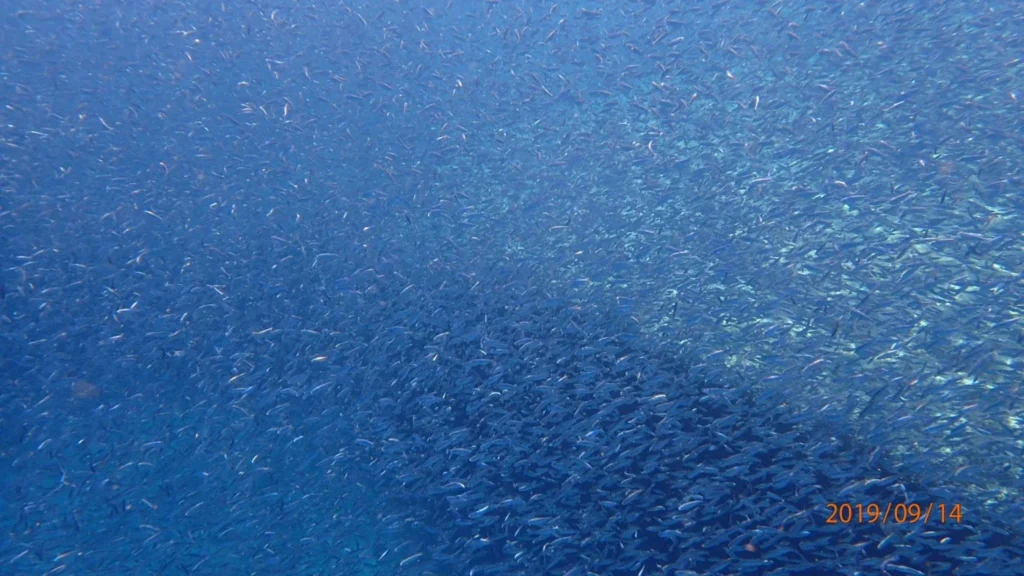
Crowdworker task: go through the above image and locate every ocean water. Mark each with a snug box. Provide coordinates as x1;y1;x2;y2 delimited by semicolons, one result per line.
2;0;1022;574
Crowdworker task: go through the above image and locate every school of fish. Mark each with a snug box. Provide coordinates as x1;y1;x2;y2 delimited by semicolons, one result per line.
1;0;1022;574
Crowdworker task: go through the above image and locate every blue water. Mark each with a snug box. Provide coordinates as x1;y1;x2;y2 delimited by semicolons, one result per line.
2;0;1023;574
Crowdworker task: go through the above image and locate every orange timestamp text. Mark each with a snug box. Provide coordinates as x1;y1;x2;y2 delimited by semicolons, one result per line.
825;502;962;525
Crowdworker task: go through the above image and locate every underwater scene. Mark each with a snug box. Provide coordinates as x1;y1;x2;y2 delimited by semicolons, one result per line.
2;0;1022;574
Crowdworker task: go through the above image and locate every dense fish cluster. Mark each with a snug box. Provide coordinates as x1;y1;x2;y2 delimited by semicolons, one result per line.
341;277;1023;575
2;0;1022;574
